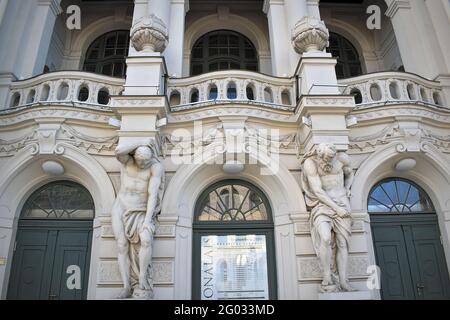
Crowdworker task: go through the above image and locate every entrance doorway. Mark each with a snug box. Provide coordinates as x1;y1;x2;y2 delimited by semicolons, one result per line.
192;180;277;300
368;178;450;300
7;182;94;300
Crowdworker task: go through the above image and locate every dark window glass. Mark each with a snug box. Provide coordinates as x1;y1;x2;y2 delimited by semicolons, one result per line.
196;181;271;222
191;30;259;76
209;86;218;100
83;30;130;78
326;33;362;79
368;178;435;214
21;182;94;220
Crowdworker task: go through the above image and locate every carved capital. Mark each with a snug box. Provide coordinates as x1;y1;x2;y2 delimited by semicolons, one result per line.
130;14;169;53
292;16;329;54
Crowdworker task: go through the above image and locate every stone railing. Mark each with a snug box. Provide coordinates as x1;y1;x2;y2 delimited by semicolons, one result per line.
338;71;446;108
6;71;125;109
167;70;297;112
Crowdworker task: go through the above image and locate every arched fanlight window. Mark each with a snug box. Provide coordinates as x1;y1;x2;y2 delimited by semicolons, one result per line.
190;30;259;76
196;181;271;222
368;178;435;214
21;181;95;220
327;32;362;79
83;30;130;78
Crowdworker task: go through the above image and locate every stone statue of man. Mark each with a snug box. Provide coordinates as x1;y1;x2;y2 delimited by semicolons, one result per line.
112;139;165;299
301;143;356;293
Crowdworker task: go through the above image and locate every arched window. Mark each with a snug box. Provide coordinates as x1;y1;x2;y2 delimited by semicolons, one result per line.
21;181;95;219
190;30;259;76
83;30;130;78
193;180;277;300
368;178;434;214
327;32;362;79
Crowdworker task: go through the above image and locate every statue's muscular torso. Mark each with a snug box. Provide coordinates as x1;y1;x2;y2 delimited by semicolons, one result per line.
118;159;152;209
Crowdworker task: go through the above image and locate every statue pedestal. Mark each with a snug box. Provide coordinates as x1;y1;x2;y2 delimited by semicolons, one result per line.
318;291;375;300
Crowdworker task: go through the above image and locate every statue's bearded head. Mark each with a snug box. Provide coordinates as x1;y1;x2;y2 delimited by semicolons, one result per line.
133;146;153;169
316;143;337;173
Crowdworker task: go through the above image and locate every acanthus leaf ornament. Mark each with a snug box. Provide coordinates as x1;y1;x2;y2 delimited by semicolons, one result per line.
130;14;169;53
292;16;330;54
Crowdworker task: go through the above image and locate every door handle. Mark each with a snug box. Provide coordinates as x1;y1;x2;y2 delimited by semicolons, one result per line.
416;284;425;295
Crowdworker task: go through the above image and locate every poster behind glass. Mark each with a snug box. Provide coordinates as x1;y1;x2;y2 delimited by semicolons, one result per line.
200;234;269;300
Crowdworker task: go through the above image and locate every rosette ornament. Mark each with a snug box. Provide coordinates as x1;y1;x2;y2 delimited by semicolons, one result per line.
130;14;169;53
292;16;329;54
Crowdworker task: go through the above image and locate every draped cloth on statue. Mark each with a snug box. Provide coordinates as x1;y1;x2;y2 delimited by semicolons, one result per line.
123;209;155;291
121;171;165;293
300;168;352;276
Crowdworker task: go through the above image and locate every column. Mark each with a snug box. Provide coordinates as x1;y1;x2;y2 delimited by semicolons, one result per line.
385;0;443;78
423;0;450;106
0;0;8;27
263;0;290;76
113;0;170;154
0;0;33;107
164;0;189;77
306;0;321;19
284;0;308;74
14;0;62;78
124;0;171;95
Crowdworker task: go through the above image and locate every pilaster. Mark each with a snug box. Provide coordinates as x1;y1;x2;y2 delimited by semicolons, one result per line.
298;95;355;154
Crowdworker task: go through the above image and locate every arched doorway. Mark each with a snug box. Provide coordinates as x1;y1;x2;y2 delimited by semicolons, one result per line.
7;181;94;300
368;178;450;300
192;180;277;300
190;30;259;76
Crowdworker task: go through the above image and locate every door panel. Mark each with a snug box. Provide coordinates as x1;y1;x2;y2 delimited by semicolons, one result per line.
7;230;57;300
410;224;450;299
372;225;416;299
371;216;450;300
49;230;92;300
7;225;92;300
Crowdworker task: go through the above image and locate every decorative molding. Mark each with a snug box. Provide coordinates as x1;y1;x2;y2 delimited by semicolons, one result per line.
97;260;174;285
167;106;295;123
153;261;174;284
352;106;450;124
385;0;411;19
0;106;113;127
349;123;450;154
98;261;122;284
298;256;370;280
162;124;298;156
0;123;118;156
292;16;329;54
130;14;169;53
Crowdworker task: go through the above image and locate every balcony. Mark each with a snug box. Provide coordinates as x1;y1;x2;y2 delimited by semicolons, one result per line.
167;70;297;112
6;71;125;111
338;71;446;109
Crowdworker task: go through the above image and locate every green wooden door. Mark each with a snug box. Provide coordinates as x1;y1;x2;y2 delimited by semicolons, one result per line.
371;215;450;300
7;221;93;300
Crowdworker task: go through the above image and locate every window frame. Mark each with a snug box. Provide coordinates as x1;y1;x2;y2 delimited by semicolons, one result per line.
83;30;130;78
192;180;277;300
190;30;259;76
367;178;435;215
327;32;362;79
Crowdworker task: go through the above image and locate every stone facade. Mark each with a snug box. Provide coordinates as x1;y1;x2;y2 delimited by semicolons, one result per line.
0;0;449;300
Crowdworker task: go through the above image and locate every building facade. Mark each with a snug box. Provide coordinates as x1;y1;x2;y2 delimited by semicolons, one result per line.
0;0;449;300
